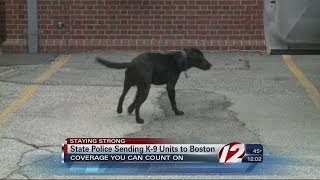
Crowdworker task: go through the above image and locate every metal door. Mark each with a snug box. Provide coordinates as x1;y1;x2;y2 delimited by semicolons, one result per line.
264;0;320;54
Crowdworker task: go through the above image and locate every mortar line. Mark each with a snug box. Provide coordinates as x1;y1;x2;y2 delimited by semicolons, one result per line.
0;54;71;127
282;55;320;110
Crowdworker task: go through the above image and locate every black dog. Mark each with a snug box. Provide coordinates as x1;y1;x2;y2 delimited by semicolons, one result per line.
96;48;212;124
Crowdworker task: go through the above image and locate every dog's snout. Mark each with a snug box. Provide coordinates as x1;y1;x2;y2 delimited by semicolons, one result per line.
204;60;212;70
199;59;212;70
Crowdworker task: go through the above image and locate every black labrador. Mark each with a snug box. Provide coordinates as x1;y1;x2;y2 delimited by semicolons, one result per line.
96;47;212;124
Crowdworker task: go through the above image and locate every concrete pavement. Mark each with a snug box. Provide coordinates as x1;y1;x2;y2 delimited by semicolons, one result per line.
0;51;319;179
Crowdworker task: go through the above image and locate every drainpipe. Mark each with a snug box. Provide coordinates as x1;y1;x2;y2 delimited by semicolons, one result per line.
27;0;38;53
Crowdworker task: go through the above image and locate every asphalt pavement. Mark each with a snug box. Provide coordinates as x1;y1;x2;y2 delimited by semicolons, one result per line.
0;51;319;179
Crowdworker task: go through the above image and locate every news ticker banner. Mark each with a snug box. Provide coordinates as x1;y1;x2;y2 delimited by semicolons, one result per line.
62;138;263;164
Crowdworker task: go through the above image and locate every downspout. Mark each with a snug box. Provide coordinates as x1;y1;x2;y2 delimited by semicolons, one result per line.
27;0;38;53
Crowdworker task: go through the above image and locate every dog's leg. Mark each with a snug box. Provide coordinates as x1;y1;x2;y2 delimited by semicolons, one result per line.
166;85;184;115
134;83;150;124
117;78;131;114
128;92;138;114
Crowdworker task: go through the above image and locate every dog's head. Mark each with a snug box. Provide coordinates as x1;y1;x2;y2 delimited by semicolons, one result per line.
177;47;212;71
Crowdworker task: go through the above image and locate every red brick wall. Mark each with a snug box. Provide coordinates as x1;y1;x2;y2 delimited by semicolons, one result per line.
3;0;265;52
2;0;27;52
0;0;6;43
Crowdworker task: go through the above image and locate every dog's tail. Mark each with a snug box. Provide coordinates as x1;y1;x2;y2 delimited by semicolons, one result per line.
96;57;132;69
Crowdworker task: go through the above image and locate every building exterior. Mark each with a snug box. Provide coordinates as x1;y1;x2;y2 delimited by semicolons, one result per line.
0;1;6;44
1;0;265;53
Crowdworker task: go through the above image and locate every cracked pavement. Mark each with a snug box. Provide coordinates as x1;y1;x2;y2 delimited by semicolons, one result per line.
1;137;56;179
0;51;320;179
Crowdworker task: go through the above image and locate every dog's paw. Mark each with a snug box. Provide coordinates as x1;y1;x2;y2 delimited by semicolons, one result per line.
128;105;135;114
174;110;184;116
117;107;123;114
136;118;144;124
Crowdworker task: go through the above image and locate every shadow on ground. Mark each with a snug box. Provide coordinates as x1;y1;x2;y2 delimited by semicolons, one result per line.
126;89;260;144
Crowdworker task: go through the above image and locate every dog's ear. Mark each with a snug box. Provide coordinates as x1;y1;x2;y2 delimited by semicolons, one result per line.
176;55;188;71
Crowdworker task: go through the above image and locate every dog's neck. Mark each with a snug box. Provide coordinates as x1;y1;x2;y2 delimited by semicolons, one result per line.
181;50;187;57
181;50;189;78
181;50;189;68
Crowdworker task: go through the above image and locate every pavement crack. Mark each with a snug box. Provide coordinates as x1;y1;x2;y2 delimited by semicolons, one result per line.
4;148;34;180
5;172;31;179
1;137;59;179
2;136;59;150
19;172;31;179
2;137;38;149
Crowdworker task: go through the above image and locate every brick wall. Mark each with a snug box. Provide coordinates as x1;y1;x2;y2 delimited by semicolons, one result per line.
2;0;27;52
0;0;6;43
3;0;265;52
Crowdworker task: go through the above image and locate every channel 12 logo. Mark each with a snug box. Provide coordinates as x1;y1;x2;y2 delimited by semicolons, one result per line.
218;142;263;164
